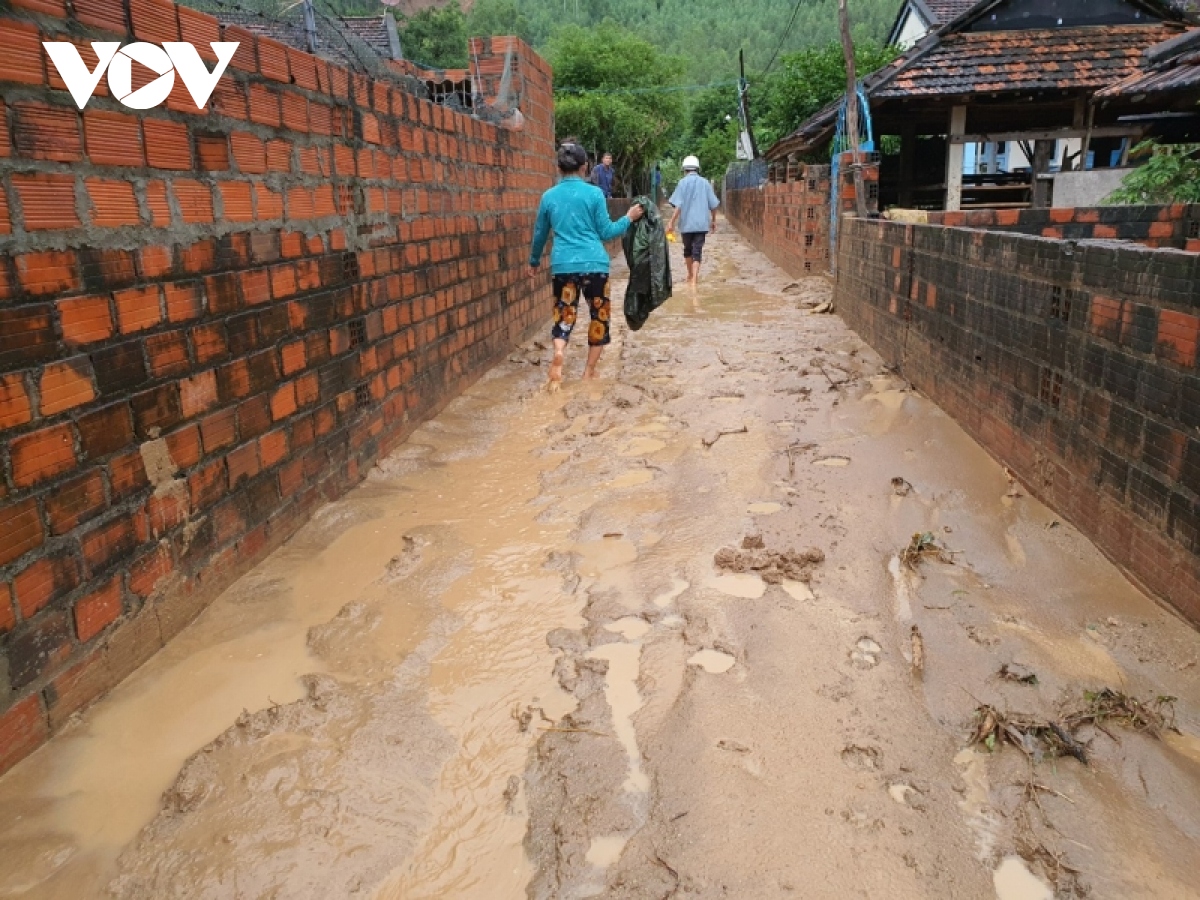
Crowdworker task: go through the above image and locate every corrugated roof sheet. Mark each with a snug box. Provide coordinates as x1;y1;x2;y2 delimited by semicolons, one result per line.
876;24;1181;97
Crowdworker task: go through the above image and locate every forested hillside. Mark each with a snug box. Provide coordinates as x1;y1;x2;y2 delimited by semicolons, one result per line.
461;0;899;82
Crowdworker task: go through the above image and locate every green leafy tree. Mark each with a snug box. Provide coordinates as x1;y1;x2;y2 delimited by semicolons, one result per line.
1106;141;1200;205
550;23;685;196
467;0;534;44
759;40;898;141
400;0;468;69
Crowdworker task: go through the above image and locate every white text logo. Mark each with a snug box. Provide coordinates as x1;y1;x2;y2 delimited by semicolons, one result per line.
43;41;239;110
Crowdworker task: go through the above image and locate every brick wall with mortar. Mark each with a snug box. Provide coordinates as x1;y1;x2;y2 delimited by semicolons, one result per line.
924;205;1200;252
0;1;557;774
833;217;1200;628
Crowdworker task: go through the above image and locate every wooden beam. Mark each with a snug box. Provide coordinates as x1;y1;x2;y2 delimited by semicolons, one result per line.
945;105;967;212
949;126;1142;145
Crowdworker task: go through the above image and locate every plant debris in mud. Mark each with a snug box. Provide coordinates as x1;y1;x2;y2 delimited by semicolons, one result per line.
970;705;1090;764
900;531;955;569
714;536;824;584
891;477;912;496
969;690;1179;764
1062;688;1177;737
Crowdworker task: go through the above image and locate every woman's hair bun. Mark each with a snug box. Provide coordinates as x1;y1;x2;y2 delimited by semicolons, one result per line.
557;142;588;172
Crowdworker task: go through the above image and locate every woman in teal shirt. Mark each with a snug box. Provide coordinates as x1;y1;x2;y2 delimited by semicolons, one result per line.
528;142;643;386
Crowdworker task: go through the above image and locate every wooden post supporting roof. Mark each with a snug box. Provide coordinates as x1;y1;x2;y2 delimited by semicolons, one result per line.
945;105;967;211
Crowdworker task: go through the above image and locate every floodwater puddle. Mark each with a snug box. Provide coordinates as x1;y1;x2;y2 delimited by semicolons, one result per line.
609;469;655;489
587;641;650;793
619;436;666;457
688;649;736;674
993;856;1053;900
605;617;652;641
574;538;639;578
706;572;766;599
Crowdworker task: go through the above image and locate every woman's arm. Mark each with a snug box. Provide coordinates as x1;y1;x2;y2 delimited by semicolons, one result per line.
529;195;552;267
591;194;633;242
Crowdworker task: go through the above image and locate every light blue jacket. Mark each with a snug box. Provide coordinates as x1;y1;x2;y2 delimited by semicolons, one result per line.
529;177;630;275
669;172;720;233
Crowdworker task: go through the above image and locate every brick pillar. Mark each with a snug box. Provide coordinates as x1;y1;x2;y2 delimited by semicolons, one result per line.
837;152;880;218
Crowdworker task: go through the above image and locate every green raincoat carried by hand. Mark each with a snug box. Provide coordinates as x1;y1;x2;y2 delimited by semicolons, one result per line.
621;197;672;331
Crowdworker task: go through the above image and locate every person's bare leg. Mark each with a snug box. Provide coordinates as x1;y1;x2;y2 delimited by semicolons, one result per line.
582;345;603;379
685;258;696;285
548;337;567;386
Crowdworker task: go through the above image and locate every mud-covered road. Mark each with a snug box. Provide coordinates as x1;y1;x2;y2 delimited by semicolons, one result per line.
2;222;1199;900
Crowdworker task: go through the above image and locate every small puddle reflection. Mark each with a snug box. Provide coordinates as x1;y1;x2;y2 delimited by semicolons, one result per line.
687;649;736;674
993;856;1053;900
706;573;765;599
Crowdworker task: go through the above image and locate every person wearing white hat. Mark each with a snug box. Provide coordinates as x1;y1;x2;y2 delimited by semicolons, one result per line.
667;155;720;286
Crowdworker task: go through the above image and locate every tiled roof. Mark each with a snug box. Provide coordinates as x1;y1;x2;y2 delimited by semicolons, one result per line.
875;24;1183;97
1096;27;1200;96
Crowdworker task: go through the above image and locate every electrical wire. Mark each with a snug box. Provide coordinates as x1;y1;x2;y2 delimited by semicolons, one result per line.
760;0;807;77
555;79;740;96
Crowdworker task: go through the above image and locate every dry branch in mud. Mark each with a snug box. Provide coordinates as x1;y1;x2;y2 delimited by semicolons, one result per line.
714;536;825;584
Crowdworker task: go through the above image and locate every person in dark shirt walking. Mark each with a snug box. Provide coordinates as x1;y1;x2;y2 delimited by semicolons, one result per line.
529;142;643;388
591;152;615;198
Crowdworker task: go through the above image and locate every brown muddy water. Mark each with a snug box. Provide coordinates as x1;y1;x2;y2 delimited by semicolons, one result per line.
1;222;1199;899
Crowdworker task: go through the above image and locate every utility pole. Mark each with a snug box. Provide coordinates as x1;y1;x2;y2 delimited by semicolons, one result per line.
838;0;868;218
738;49;760;159
302;0;318;54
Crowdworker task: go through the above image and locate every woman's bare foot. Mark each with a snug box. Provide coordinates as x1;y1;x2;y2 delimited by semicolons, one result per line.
547;350;565;389
582;366;598;380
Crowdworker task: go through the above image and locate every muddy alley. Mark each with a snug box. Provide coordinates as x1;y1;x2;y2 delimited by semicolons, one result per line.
2;222;1199;900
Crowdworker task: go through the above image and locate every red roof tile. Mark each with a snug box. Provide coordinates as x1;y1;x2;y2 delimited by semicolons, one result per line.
875;24;1182;97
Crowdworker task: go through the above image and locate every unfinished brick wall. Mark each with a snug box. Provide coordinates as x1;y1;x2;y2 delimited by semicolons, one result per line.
834;218;1200;626
0;1;556;774
724;154;880;278
924;204;1200;251
724;165;832;277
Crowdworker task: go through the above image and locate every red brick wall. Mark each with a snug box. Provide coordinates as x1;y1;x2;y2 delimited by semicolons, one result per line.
925;204;1200;250
834;218;1200;627
0;2;556;774
724;155;880;278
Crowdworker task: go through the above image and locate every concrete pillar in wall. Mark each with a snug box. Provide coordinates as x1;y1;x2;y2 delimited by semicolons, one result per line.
945;105;967;211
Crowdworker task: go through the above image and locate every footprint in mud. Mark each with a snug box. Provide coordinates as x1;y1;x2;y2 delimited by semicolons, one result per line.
383;535;424;581
841;744;882;772
850;637;882;669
